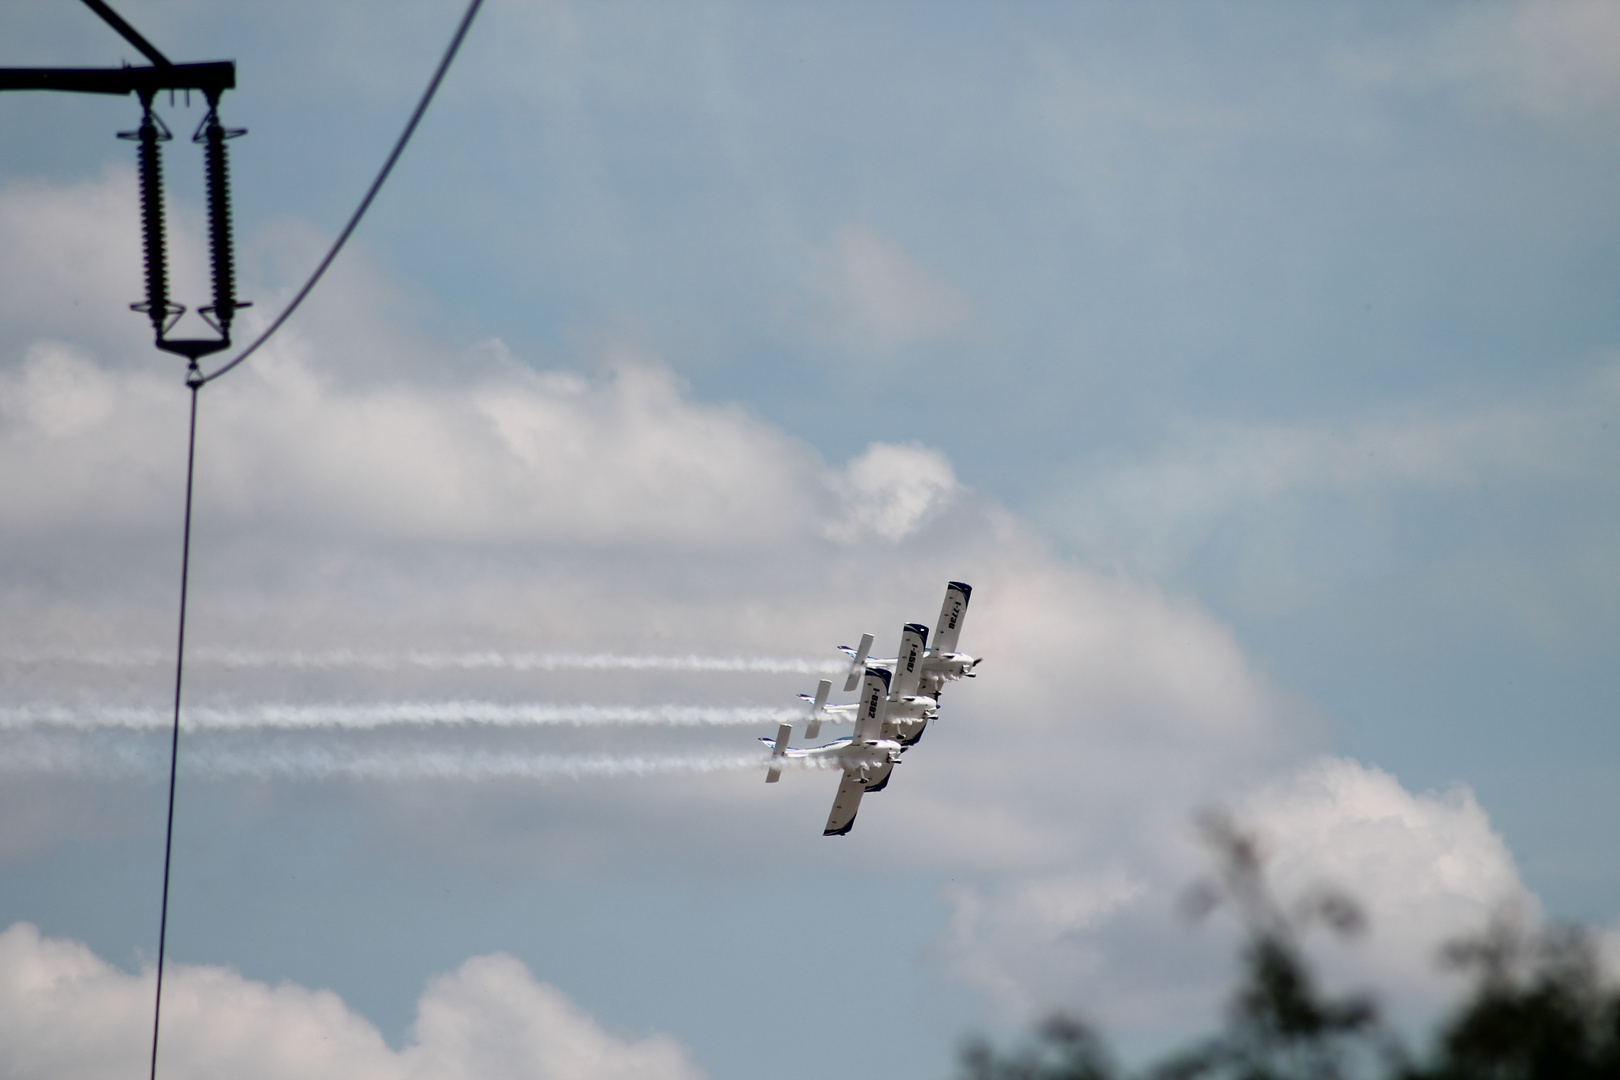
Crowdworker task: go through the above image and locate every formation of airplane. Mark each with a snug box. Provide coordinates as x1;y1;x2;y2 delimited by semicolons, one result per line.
760;582;980;836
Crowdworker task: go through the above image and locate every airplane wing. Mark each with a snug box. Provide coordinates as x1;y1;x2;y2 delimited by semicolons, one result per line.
862;757;896;792
823;770;867;835
822;667;895;835
852;666;891;743
891;622;929;698
931;581;972;655
882;715;929;749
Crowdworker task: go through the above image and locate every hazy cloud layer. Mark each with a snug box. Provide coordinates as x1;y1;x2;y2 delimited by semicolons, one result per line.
813;225;973;353
1040;364;1620;618
1343;0;1620;131
0;164;1543;1045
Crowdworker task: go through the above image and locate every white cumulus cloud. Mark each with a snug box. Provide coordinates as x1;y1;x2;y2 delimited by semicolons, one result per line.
0;922;702;1080
1236;757;1533;1010
825;441;958;542
932;757;1534;1037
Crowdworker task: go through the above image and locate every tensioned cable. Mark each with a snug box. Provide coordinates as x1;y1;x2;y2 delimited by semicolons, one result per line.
147;3;484;1079
148;376;198;1080
198;0;484;386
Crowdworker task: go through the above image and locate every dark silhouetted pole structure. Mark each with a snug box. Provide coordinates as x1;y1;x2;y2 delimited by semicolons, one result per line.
1;2;484;1077
0;1;245;363
1;7;243;1078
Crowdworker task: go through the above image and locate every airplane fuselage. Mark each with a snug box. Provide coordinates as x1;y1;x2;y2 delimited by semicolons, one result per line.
758;734;902;774
838;648;979;696
816;693;937;723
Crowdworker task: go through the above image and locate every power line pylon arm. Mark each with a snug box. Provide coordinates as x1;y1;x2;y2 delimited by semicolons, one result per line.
0;0;244;365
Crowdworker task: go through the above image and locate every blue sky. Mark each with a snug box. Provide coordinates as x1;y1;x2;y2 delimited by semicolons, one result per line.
1;3;1618;1079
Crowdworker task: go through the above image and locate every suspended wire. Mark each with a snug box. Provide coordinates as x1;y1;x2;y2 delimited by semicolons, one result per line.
149;378;199;1080
199;0;485;385
147;4;484;1078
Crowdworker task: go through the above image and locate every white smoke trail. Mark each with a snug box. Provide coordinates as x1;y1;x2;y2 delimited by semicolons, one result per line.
229;749;776;781
0;731;780;781
0;701;818;732
1;647;846;675
0;731;154;779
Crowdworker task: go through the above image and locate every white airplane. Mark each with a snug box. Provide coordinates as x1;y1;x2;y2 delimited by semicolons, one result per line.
762;666;903;836
796;623;939;741
839;581;980;699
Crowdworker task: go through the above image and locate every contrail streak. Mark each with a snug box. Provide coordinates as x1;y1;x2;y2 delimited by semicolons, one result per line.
230;749;772;782
2;648;845;675
0;731;778;781
0;701;815;731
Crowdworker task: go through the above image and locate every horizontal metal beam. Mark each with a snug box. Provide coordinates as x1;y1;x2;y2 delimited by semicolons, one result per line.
0;61;233;98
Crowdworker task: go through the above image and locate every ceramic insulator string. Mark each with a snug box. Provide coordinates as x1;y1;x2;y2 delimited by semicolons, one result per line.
134;105;170;337
198;106;239;332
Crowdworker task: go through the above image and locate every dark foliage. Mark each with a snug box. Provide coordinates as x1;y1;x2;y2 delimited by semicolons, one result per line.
959;822;1620;1080
960;1014;1117;1080
1402;918;1620;1080
1149;932;1380;1080
1150;815;1383;1080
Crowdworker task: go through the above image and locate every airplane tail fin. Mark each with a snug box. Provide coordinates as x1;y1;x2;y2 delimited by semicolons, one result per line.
842;633;874;692
765;722;792;783
931;582;973;655
804;679;831;740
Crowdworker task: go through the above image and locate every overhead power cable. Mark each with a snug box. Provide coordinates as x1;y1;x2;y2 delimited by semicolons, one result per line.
148;371;198;1080
200;0;485;385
